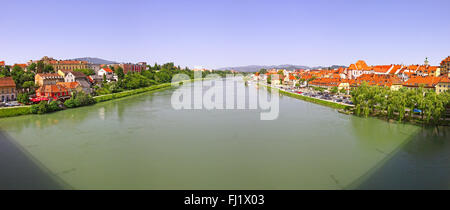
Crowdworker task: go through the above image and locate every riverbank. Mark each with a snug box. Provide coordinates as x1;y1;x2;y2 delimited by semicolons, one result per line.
0;78;212;119
0;81;184;119
259;83;351;110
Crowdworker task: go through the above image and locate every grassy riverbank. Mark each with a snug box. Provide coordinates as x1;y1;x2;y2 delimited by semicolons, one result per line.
0;78;212;119
0;106;32;118
262;84;350;110
94;83;173;103
0;82;180;119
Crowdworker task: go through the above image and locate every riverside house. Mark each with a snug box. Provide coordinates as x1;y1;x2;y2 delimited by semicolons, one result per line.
56;81;82;94
64;71;92;94
35;73;64;86
435;77;450;94
402;76;442;91
0;77;17;102
36;84;70;100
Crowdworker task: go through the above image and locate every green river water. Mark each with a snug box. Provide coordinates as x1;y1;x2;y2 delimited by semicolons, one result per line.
0;80;448;189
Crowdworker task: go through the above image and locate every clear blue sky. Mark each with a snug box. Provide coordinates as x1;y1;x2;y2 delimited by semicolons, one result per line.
1;0;449;68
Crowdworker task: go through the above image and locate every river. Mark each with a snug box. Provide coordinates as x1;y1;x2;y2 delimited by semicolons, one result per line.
0;79;448;189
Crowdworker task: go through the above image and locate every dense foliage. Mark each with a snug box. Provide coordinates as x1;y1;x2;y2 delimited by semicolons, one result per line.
74;68;95;76
17;93;31;104
64;92;96;108
0;65;36;90
31;101;62;114
351;83;450;124
95;62;234;96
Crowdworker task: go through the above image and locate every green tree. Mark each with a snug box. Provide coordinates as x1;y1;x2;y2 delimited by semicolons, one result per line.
115;66;125;80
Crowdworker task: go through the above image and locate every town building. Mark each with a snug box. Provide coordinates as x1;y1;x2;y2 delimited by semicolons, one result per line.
29;56;91;72
0;61;5;68
35;73;64;86
309;78;350;90
36;84;70;100
440;56;450;76
56;82;82;94
402;76;442;90
114;62;147;74
64;71;92;94
97;68;116;82
0;77;16;102
13;64;29;71
98;68;114;77
347;60;373;79
435;77;450;94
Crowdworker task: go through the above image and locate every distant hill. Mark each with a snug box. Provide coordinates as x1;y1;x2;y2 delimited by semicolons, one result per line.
217;64;347;72
70;57;118;65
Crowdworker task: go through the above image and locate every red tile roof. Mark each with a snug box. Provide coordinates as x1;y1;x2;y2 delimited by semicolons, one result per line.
0;61;5;66
402;76;441;88
36;73;63;79
56;82;80;90
37;84;69;94
0;77;16;87
102;68;113;73
441;56;450;65
13;64;28;68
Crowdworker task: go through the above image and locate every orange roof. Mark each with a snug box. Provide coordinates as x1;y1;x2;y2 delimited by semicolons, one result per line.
349;60;371;70
36;73;63;79
101;68;113;73
0;77;16;87
402;76;441;88
56;82;80;90
0;61;5;66
351;74;402;87
309;78;349;87
372;65;392;73
13;64;28;68
37;84;69;93
289;75;296;80
441;56;450;65
438;76;450;83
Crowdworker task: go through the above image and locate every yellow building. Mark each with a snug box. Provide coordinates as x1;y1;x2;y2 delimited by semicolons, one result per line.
436;77;450;94
35;73;64;86
30;56;90;72
0;77;16;102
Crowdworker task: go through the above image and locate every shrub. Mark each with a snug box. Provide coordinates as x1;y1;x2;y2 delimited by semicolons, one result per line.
31;101;62;114
64;92;96;108
17;93;31;104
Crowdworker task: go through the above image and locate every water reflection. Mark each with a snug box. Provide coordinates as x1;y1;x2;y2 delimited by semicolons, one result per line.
357;126;450;189
0;131;68;189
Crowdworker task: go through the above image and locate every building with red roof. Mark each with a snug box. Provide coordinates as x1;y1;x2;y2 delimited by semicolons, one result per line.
35;73;64;86
36;84;70;100
402;76;442;89
440;56;450;75
0;77;17;102
435;77;450;94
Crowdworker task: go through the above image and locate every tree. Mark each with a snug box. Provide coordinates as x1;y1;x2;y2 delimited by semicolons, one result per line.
43;65;54;73
28;63;37;72
36;61;44;73
17;93;30;104
331;86;338;94
74;68;95;76
115;66;125;80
